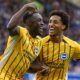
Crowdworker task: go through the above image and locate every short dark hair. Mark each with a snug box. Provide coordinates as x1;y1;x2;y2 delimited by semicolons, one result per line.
49;10;70;30
23;11;37;23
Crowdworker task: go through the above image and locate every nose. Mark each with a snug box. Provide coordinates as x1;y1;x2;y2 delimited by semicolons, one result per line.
41;21;44;26
49;24;53;28
49;22;55;28
49;22;53;26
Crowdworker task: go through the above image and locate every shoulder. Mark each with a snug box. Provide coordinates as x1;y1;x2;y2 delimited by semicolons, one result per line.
63;36;80;47
18;26;29;37
18;26;28;33
41;35;50;44
36;36;41;40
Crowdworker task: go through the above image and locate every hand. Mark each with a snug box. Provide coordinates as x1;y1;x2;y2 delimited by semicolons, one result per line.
37;65;49;76
23;2;37;12
28;59;49;74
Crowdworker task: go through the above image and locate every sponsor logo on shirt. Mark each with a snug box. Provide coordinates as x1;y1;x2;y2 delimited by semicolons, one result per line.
47;62;64;68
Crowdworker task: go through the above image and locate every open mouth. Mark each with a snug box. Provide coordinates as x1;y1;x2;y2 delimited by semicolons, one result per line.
49;28;55;32
39;28;43;34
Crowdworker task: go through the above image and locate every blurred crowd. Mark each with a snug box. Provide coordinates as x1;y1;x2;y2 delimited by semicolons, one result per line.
0;0;80;79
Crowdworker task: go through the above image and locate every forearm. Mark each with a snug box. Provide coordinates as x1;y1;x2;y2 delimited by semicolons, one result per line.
7;2;36;36
27;59;49;73
7;6;26;30
7;2;36;30
27;60;43;73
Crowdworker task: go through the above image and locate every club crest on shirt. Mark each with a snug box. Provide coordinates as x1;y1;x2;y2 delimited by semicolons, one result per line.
60;53;68;60
35;47;39;56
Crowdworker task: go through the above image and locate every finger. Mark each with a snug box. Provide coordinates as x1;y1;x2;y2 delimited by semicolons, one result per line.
27;2;37;9
42;65;49;69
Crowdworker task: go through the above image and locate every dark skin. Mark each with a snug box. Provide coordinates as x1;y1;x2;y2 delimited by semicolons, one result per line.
28;57;49;74
7;2;38;36
7;2;48;73
25;12;44;38
28;15;66;74
26;13;49;73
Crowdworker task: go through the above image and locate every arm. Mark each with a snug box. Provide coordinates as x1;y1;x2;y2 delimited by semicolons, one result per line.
27;58;49;74
7;2;37;36
27;59;43;73
72;42;80;59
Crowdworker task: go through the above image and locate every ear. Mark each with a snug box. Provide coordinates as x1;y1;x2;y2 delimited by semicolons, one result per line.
27;19;32;26
62;25;66;30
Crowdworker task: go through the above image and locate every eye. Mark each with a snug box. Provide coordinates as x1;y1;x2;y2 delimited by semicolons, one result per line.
38;19;41;22
49;20;52;23
38;18;42;22
54;20;59;24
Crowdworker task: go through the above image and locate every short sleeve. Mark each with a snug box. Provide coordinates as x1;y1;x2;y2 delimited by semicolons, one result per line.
72;42;80;59
19;26;28;37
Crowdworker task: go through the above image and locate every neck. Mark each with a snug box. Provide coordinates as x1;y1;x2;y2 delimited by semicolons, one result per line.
26;26;36;38
50;33;63;43
29;31;36;38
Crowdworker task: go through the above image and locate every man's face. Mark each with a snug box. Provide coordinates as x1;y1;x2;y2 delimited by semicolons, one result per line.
48;15;65;36
31;13;44;36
